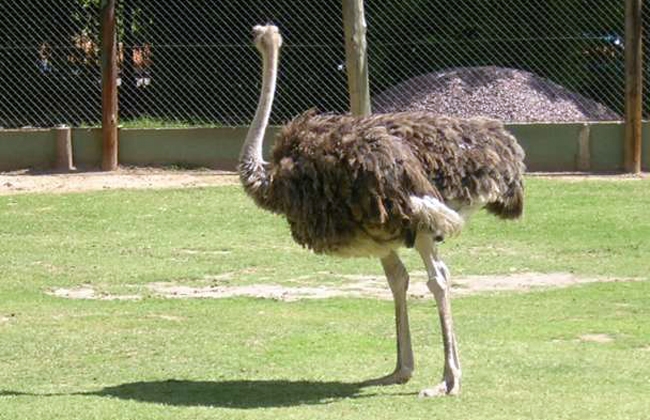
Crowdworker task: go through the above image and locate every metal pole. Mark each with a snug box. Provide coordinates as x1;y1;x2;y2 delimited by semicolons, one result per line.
342;0;371;116
624;0;643;174
100;0;119;171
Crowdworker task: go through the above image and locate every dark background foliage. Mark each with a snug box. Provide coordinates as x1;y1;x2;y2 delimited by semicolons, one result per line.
0;0;641;128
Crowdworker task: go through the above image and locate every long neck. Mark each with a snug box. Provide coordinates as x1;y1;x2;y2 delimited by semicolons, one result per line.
238;44;279;204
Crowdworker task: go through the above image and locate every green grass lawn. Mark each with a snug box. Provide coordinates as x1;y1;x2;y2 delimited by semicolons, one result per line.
1;177;649;419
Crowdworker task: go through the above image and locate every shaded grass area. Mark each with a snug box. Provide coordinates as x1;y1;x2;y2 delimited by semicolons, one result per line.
1;284;649;419
0;177;649;419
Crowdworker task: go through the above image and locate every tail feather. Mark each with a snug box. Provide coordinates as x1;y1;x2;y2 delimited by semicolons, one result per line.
485;182;524;219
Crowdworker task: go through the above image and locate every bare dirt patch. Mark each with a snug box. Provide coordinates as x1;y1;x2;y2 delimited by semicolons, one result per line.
2;169;646;197
147;282;349;302
48;286;141;301
0;167;238;195
49;272;641;302
578;334;615;344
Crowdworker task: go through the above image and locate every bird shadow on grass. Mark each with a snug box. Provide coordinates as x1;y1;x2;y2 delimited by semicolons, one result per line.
1;379;390;408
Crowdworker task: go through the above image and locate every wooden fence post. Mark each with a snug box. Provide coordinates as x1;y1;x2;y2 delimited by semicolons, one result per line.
100;0;119;171
342;0;371;116
54;126;75;171
625;0;643;174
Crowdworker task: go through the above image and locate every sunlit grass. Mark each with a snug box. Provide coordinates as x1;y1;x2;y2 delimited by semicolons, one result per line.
0;177;648;419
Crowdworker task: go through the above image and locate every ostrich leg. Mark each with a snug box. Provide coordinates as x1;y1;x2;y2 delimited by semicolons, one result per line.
362;251;414;385
414;233;461;397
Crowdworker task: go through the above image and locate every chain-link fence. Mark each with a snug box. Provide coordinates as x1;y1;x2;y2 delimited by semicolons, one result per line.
117;1;347;126
368;1;627;122
0;1;101;128
0;1;646;128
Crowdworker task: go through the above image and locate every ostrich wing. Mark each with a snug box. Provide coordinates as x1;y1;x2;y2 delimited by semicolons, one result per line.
264;111;456;254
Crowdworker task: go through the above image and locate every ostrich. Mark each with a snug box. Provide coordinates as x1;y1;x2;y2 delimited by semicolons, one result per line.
239;25;525;397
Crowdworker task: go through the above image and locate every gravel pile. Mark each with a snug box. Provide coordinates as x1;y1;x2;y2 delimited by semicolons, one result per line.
372;66;620;122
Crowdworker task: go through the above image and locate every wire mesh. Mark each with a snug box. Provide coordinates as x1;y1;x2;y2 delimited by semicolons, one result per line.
118;0;347;126
0;1;101;128
368;0;626;122
0;1;643;128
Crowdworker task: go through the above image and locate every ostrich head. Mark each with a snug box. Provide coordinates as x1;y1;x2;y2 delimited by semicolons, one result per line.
252;25;283;54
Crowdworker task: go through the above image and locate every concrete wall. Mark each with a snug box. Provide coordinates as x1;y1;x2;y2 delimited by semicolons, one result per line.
641;122;650;172
118;127;278;170
0;122;646;172
507;122;629;172
0;129;57;170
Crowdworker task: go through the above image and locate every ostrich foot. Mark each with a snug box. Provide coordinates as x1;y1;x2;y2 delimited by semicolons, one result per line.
360;368;413;386
418;379;460;398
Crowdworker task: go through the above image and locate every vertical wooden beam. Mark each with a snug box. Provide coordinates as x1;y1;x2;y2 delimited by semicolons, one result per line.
625;0;643;174
100;0;119;171
342;0;371;116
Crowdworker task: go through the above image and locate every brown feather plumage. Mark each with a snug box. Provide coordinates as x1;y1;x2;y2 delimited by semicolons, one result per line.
248;110;525;255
